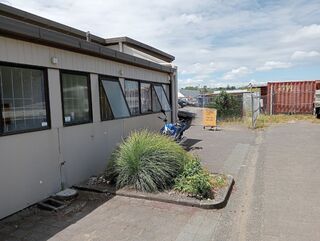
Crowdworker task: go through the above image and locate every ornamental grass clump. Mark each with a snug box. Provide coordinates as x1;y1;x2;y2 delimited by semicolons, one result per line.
106;130;192;192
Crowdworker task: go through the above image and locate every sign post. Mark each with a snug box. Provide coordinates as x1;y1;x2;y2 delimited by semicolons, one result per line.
202;108;217;129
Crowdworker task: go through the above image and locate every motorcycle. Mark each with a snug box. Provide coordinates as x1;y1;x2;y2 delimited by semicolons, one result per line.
158;110;194;143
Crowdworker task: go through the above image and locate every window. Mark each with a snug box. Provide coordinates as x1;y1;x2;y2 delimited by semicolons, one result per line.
0;65;49;134
154;85;171;111
152;86;161;112
100;78;130;119
162;84;171;103
99;82;113;121
124;80;140;115
140;83;152;113
61;72;91;125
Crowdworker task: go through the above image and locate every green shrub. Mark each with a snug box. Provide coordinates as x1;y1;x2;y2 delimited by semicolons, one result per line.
174;158;213;199
207;90;242;119
105;130;192;192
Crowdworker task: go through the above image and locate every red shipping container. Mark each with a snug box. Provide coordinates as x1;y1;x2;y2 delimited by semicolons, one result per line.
266;81;317;114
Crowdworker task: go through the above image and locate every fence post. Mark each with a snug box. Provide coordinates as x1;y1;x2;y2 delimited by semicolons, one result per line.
270;85;273;115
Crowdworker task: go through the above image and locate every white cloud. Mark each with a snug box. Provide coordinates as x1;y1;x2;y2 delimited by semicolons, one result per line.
283;24;320;42
4;0;320;87
180;13;202;24
180;78;204;86
291;50;320;60
256;61;292;71
181;62;222;75
223;66;251;80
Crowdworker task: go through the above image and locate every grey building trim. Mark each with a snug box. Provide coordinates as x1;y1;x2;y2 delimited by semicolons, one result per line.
0;3;105;44
105;37;175;63
0;4;174;73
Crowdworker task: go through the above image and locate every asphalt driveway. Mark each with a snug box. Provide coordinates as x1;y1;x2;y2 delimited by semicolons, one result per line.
1;121;320;241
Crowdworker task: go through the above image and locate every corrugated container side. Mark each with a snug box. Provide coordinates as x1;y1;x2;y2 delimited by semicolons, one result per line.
266;81;317;114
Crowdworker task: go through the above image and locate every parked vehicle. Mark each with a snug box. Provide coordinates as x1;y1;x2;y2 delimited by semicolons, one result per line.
314;90;320;118
178;99;188;108
158;110;194;142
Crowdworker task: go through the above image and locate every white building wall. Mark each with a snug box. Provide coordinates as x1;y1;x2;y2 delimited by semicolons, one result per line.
0;36;174;219
0;36;169;84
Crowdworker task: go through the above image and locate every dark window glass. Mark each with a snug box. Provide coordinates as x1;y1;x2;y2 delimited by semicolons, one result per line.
140;83;152;113
101;78;130;119
100;82;113;120
0;65;49;134
124;80;140;115
154;85;171;111
61;72;91;125
162;84;171;103
152;86;161;112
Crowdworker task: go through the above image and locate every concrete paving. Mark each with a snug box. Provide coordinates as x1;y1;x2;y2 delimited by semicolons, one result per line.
212;122;320;241
0;121;319;241
253;122;320;241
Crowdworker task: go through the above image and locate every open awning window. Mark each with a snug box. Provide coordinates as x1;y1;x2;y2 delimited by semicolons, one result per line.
101;78;130;119
153;85;171;112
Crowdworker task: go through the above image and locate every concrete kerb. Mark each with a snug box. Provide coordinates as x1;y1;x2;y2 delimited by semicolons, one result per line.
74;175;234;209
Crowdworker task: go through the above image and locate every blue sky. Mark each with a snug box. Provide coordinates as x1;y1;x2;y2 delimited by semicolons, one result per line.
2;0;320;88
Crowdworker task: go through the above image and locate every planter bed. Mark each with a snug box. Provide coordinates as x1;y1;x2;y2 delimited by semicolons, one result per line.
74;174;234;209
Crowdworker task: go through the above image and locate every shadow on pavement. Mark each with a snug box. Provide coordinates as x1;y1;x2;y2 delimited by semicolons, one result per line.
0;191;114;241
181;138;202;151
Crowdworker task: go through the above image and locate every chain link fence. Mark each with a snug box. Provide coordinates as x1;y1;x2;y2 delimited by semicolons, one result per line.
180;88;316;129
181;91;262;128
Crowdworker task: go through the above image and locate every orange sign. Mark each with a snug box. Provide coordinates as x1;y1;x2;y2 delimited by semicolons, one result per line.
202;108;217;127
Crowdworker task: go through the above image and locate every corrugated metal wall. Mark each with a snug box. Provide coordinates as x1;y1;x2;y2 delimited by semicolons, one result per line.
266;81;317;114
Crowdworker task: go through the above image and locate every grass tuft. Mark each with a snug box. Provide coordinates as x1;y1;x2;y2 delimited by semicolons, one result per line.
255;114;320;128
218;114;320;129
105;130;192;192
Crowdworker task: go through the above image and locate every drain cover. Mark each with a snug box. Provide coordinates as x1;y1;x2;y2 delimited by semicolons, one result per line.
54;188;78;201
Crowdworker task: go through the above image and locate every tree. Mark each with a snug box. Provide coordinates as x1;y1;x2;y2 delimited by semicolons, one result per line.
208;91;242;119
183;86;199;90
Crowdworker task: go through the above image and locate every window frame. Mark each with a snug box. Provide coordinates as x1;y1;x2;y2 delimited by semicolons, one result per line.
99;78;114;121
0;61;51;136
162;83;171;104
60;70;93;127
99;75;131;121
140;81;154;115
153;84;172;112
98;74;172;121
124;79;141;116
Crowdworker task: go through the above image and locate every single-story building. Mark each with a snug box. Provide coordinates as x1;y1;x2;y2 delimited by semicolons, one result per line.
0;4;177;219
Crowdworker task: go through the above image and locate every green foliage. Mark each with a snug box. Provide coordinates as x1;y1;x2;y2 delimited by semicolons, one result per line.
182;85;238;92
105;130;192;192
183;86;199;91
208;90;242;119
174;158;213;199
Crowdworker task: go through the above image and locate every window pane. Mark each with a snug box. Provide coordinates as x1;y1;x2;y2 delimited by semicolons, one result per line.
154;85;171;111
162;84;171;103
0;66;48;133
140;83;152;113
101;79;130;118
152;87;161;112
100;82;113;120
61;73;91;125
124;80;139;115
